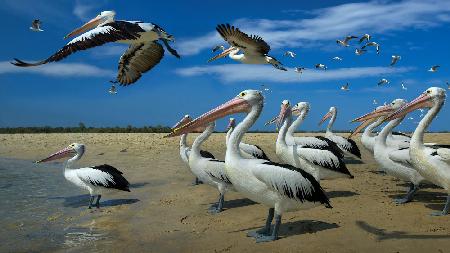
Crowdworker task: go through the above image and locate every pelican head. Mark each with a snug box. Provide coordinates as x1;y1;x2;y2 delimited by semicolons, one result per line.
36;143;85;163
64;10;116;39
226;118;236;131
165;90;263;137
276;100;291;129
319;106;337;125
292;102;310;116
385;87;446;122
207;46;239;63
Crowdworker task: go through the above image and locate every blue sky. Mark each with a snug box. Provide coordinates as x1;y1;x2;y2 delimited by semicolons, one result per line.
0;0;449;131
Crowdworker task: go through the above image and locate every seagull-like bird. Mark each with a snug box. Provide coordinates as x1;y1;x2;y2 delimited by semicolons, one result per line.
373;99;378;105
30;19;44;32
428;65;440;72
208;24;287;71
294;67;306;74
341;83;350;91
13;11;180;86
332;56;342;61
391;55;401;66
355;48;367;55
401;82;407;90
377;78;389;86
359;34;371;43
212;45;225;52
109;83;117;94
336;36;358;47
284;51;296;58
362;42;380;54
315;64;327;70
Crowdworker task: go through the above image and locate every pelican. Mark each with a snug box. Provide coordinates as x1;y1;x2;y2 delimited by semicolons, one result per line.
362;42;380;54
226;118;269;160
332;56;342;61
355;48;367;56
319;106;361;158
274;100;352;180
13;11;180;86
341;83;350;91
208;24;286;71
35;143;130;209
386;87;450;215
284;51;296;58
173;115;214;185
167;90;331;242
30;19;43;32
336;35;358;47
359;34;371;44
353;100;425;204
315;64;327;70
428;65;440;72
391;55;401;66
378;78;389;86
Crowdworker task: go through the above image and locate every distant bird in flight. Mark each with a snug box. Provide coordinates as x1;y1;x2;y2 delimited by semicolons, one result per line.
447;81;450;90
30;19;44;32
359;34;371;43
355;48;367;56
336;36;358;47
332;56;342;61
294;67;306;75
315;63;327;70
340;83;350;91
362;42;380;54
284;51;296;58
109;83;117;94
373;99;378;105
13;11;180;86
428;65;440;72
401;82;407;90
377;78;389;86
390;55;401;66
208;24;287;71
212;45;225;52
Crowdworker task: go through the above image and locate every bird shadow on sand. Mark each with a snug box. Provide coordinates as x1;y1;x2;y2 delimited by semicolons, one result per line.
356;220;450;241
326;190;359;199
387;190;447;208
210;198;257;210
50;194;140;208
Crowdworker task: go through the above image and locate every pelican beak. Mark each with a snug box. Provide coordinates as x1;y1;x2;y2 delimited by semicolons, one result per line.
384;93;433;122
348;117;378;139
172;116;192;129
276;102;290;129
319;111;332;126
164;96;251;138
64;15;103;39
265;116;278;126
207;46;235;63
351;105;392;123
35;146;76;163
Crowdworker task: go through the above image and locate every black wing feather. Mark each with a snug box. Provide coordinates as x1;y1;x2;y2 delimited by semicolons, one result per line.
91;164;130;192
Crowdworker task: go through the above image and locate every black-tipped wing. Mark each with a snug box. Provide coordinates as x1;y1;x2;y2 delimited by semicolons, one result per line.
78;164;130;192
116;41;164;85
216;24;270;56
240;143;270;160
200;150;215;159
12;21;143;67
296;146;353;178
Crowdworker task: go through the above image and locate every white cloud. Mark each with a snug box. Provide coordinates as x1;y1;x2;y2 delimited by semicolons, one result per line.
175;64;414;84
0;61;114;77
73;1;97;21
177;0;450;56
90;45;128;57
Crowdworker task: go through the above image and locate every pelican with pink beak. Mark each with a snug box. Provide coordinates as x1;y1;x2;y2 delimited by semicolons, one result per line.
166;90;331;242
226;118;269;160
385;87;450;215
12;10;180;85
35;143;130;209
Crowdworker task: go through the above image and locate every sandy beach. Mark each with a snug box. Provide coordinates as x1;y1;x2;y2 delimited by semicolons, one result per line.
1;133;449;253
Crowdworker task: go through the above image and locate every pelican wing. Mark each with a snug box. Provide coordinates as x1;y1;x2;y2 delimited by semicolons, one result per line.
239;143;269;160
12;21;143;67
76;164;130;191
389;148;411;166
116;41;164;85
216;24;270;56
296;146;352;177
436;147;450;161
204;160;232;184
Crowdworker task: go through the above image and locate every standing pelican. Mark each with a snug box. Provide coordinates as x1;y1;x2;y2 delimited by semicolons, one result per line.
226;118;269;160
35;143;130;209
167;90;331;242
13;11;180;85
208;24;287;71
30;19;43;32
319;107;361;158
386;87;450;215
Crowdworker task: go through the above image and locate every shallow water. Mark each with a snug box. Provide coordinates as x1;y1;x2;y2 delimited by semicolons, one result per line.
0;157;109;252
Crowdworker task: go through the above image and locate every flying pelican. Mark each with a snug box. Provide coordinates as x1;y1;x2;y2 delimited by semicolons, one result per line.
208;24;287;71
391;55;401;66
274;100;352;180
355;48;367;56
167;90;331;242
319;106;361;158
378;78;389;86
173;115;215;185
226;118;269;160
341;83;350;91
35;143;130;209
386;87;449;215
428;65;440;72
284;51;296;58
30;19;43;32
352;100;425;204
336;35;358;47
359;34;371;44
332;56;342;61
315;64;327;70
362;42;380;54
13;11;180;86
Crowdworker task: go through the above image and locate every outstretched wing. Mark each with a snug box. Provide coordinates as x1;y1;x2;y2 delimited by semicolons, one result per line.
12;21;143;67
216;23;270;56
116;41;164;85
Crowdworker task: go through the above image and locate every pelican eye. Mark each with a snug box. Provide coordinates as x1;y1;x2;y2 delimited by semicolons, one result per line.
426;90;431;94
239;92;246;97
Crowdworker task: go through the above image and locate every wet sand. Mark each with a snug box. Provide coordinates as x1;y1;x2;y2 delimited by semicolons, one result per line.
1;133;450;253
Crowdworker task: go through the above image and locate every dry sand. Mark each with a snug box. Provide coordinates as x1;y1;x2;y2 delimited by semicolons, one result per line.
1;133;450;253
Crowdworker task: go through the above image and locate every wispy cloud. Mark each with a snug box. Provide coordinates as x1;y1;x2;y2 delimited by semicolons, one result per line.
0;61;114;77
176;65;414;84
73;0;98;21
177;0;450;56
90;45;128;57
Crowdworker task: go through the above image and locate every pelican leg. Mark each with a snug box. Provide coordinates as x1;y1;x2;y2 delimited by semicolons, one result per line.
88;196;95;209
247;208;274;238
208;193;224;214
192;177;203;186
95;195;102;208
256;214;281;243
394;183;419;204
431;195;450;216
